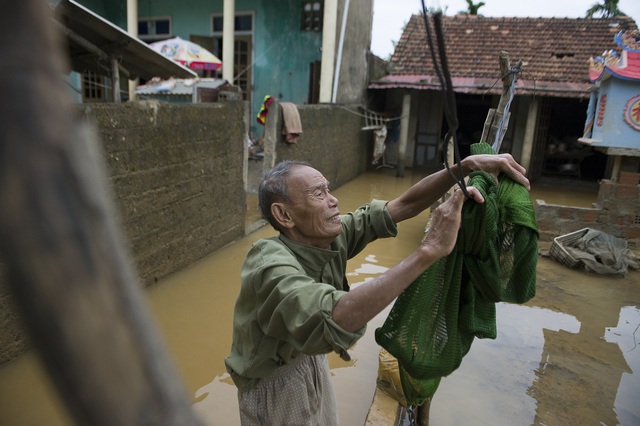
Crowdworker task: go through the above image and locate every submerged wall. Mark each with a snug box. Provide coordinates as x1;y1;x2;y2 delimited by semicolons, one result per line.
536;172;640;249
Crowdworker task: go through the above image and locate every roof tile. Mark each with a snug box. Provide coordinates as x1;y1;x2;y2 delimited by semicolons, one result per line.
385;15;638;96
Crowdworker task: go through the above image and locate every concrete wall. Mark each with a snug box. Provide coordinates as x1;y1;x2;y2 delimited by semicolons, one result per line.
267;105;372;185
0;100;369;366
333;0;374;105
536;173;640;250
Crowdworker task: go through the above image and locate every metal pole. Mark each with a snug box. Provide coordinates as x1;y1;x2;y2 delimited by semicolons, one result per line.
319;0;337;103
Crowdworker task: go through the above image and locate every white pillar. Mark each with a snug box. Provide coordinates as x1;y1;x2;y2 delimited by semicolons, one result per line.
319;0;337;103
222;0;235;84
127;0;138;101
397;91;411;177
331;0;349;103
521;97;539;173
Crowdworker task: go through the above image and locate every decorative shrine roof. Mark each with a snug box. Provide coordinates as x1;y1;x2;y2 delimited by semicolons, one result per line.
589;30;640;82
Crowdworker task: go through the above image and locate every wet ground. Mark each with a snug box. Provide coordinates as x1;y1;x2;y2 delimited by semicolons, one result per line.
0;169;638;425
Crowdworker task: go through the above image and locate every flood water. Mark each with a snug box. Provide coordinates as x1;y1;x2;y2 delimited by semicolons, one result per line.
0;169;638;425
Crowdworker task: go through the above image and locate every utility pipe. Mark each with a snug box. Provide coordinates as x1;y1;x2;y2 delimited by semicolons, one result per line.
319;0;337;103
331;0;349;103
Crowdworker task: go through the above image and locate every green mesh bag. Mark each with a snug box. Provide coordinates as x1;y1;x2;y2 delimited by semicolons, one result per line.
375;142;539;406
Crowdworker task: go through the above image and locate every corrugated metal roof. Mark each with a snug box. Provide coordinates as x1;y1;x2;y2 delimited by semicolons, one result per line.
135;78;228;96
53;0;196;80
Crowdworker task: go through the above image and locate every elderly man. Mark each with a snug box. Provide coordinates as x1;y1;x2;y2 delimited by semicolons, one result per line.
225;155;529;425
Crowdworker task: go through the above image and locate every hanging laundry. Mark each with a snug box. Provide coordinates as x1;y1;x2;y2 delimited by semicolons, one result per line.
372;125;387;164
280;102;303;144
375;142;539;407
257;95;274;125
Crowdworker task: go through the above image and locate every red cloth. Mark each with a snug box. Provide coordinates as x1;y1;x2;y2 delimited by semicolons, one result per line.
257;95;274;125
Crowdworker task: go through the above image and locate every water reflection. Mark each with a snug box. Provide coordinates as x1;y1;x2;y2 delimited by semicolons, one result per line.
605;306;640;425
0;171;638;426
430;303;581;425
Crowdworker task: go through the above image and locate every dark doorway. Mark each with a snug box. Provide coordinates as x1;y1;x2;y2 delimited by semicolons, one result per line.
542;98;606;181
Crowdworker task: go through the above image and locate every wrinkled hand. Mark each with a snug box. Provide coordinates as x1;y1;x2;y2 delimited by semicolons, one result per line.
420;186;484;259
464;153;530;190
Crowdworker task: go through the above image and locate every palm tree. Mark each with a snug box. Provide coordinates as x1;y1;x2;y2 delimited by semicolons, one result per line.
458;0;485;15
586;0;625;18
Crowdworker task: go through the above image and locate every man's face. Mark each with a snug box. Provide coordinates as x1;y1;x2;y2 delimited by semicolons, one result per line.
281;165;341;248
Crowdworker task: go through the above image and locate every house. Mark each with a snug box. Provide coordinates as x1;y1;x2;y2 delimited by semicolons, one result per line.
54;0;197;103
70;0;374;138
579;29;640;179
369;14;638;181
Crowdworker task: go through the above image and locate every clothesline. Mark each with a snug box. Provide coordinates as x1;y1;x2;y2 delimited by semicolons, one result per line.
339;105;406;130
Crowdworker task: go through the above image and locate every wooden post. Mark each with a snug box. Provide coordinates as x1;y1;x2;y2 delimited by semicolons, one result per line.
397;91;411;178
0;1;203;424
480;52;522;152
111;56;121;103
611;155;622;181
521;97;539;172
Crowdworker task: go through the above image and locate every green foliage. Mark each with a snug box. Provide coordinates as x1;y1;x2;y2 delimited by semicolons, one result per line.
585;0;626;18
458;0;485;15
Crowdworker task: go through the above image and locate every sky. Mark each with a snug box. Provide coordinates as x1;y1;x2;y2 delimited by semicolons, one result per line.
371;0;640;59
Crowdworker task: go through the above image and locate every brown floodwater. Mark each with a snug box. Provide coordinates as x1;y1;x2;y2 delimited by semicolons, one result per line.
0;169;638;426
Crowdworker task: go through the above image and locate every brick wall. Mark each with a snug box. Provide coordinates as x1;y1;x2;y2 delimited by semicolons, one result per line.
536;173;640;249
0;100;247;365
85;101;248;286
0;100;370;366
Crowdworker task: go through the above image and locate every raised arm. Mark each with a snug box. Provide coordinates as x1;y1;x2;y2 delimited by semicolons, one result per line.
332;186;485;332
386;153;530;224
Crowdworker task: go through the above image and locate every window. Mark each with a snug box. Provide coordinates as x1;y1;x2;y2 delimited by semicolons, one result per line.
301;1;323;31
210;13;254;103
138;16;172;41
82;71;106;103
210;12;254;62
212;14;253;35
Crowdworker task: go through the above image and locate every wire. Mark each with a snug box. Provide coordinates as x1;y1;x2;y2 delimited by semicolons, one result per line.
420;2;470;198
338;105;406;123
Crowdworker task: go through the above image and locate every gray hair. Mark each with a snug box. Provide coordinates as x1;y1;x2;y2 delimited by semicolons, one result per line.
258;160;310;232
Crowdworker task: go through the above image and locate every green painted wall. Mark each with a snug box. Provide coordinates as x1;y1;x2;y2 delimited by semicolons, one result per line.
77;0;323;138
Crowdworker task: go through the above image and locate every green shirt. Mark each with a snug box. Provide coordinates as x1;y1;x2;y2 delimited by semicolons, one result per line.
225;200;398;391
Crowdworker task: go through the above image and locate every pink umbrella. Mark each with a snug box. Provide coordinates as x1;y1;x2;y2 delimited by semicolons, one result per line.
149;37;222;71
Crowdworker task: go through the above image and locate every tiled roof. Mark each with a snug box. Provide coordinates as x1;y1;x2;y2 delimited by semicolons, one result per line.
373;14;638;97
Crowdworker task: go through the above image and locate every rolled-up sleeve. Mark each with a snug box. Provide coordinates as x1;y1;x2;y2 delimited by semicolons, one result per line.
255;258;365;360
340;199;398;259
